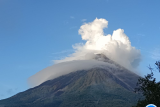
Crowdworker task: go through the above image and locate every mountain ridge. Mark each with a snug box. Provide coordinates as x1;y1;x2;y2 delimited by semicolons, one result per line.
0;54;142;107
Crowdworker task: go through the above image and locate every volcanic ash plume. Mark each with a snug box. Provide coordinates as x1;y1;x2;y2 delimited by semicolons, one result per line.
54;18;141;70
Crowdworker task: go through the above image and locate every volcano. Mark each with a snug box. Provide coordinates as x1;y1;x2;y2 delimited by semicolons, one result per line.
0;54;141;107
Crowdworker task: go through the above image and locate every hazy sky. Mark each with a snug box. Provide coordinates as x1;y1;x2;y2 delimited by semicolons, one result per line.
0;0;160;100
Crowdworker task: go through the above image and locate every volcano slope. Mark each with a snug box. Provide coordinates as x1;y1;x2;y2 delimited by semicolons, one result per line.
0;55;142;107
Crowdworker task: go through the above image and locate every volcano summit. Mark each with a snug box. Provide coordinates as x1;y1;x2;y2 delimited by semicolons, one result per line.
0;54;141;107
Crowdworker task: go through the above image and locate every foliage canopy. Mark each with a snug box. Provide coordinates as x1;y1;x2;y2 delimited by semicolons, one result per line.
133;61;160;107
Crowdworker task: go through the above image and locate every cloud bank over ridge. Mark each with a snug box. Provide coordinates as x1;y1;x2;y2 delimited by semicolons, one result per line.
29;60;118;87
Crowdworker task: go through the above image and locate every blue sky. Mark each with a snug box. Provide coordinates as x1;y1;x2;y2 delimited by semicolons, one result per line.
0;0;160;99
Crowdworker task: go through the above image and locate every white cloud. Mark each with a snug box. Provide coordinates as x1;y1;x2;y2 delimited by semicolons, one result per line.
29;18;142;87
70;26;77;29
151;48;160;60
70;16;75;19
28;60;118;87
63;21;69;24
135;34;145;44
137;34;145;37
0;84;18;100
82;19;87;22
52;49;73;55
54;18;141;70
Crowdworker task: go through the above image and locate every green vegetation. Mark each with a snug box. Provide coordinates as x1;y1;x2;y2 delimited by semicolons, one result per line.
133;61;160;107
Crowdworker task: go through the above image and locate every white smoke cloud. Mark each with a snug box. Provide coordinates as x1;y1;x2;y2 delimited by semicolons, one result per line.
28;18;141;87
54;18;141;70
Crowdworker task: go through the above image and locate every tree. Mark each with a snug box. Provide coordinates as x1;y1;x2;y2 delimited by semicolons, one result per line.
133;61;160;107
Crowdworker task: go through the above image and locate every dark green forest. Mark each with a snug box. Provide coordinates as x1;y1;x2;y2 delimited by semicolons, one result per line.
133;61;160;107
